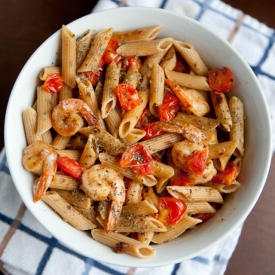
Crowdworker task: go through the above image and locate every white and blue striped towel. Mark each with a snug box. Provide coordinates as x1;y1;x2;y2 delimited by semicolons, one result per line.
1;0;274;274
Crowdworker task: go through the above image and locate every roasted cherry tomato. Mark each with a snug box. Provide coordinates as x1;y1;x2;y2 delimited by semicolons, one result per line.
43;73;63;93
174;53;190;74
187;149;208;175
56;156;85;180
141;123;164;141
212;161;238;185
120;144;153;176
85;58;104;86
208;67;233;92
136;108;157;128
157;196;187;225
121;56;142;72
102;39;121;65
170;171;194;186
159;91;180;121
115;83;142;111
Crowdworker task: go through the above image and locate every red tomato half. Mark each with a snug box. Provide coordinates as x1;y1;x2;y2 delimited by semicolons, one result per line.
157;196;187;225
187;149;208;175
43;73;63;93
208;67;233;92
85;58;104;86
121;56;142;72
159;92;180;121
102;39;121;65
116;83;142;111
170;171;194;186
120;144;153;176
141;123;164;141
135;108;157;128
56;156;85;180
212;161;238;185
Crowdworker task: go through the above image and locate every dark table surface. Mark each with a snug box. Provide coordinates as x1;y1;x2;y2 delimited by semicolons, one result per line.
1;1;274;274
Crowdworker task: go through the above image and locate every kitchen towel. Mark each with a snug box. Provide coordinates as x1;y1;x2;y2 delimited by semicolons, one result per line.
1;0;274;274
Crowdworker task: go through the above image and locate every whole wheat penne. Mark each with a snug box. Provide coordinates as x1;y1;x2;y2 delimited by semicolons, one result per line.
142;187;160;208
36;85;54;135
59;83;73;101
137;232;154;245
101;61;120;118
41;130;53;144
39;66;61;80
67;136;87;150
185;202;216;214
23;107;42;145
117;38;173;57
78;27;113;72
166;186;223;203
49;173;80;190
119;89;149;138
91;228;156;259
42;191;96;230
51;134;70;150
121;128;146;145
165;69;212;91
152;215;202;244
210;91;232;132
57;149;82;161
113;215;166;233
153;160;174;193
173;112;219;131
98;153;157;187
76;74;105;129
75;206;100;228
160;45;176;71
173;40;208;76
122;64;140;88
61;25;76;88
52;189;92;210
121;200;158;216
205;181;241;194
79;134;98;169
208;140;239;159
229;96;244;157
213;156;230;171
79;126;124;156
111;25;162;42
125;181;143;205
76;29;93;69
139;133;183;154
234;157;243;175
103;106;122;138
149;63;164;117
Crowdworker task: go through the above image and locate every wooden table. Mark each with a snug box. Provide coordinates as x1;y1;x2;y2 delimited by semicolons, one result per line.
1;1;274;274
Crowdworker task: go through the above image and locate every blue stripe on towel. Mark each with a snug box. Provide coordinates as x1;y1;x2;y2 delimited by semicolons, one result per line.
192;256;210;265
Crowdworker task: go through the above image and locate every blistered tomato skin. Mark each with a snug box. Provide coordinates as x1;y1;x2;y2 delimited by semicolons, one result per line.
56;156;85;180
208;67;233;92
43;73;63;93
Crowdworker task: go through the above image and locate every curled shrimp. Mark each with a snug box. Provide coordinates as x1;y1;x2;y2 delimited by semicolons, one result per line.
171;140;217;183
52;98;99;137
22;140;58;202
153;121;206;143
81;164;125;233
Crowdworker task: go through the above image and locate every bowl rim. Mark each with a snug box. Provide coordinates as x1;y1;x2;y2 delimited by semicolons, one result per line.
4;6;273;267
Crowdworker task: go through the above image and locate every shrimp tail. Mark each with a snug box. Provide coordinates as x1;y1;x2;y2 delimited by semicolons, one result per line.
81;104;100;126
105;201;122;233
34;174;50;202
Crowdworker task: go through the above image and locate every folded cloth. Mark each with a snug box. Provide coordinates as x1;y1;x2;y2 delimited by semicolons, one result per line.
1;0;274;274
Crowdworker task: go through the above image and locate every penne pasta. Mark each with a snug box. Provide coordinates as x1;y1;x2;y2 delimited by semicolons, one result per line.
42;191;96;230
76;29;93;69
77;27;113;72
79;134;98;169
121;200;158;216
173;40;208;76
92;229;156;259
117;38;173;57
49;173;80;190
208;140;239;159
39;66;61;80
61;25;76;88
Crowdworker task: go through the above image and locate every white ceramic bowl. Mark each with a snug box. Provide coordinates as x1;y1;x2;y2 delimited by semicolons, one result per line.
5;7;272;267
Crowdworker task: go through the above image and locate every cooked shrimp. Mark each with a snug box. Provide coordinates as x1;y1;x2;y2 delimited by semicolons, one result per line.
52;98;99;137
153;121;206;143
22;140;58;202
171;140;216;183
81;164;125;233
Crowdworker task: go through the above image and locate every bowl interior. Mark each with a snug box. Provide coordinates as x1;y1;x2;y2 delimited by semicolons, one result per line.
4;7;272;267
